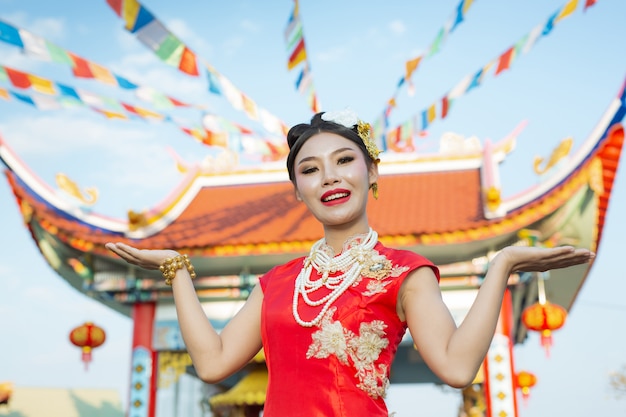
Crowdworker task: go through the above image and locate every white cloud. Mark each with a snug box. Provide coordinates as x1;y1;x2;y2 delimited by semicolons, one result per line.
0;114;149;154
240;19;260;33
221;35;246;57
389;20;406;35
0;112;182;199
316;46;349;63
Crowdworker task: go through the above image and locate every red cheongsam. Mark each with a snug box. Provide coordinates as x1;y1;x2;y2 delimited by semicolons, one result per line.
259;240;439;416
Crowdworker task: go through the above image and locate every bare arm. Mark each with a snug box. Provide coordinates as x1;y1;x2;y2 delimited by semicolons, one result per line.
105;243;263;383
399;245;594;388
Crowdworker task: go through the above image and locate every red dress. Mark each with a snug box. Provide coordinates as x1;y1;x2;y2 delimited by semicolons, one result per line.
259;239;439;416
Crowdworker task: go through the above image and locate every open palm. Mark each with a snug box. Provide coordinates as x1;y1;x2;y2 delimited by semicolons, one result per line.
499;245;595;273
105;242;179;271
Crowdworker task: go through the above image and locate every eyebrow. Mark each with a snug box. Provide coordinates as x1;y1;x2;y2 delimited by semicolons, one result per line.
296;146;356;166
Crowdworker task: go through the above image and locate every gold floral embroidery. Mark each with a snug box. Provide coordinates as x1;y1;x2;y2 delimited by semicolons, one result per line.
363;279;392;296
306;307;391;399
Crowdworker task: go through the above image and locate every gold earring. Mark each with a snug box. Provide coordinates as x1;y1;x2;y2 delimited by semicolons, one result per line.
370;182;379;199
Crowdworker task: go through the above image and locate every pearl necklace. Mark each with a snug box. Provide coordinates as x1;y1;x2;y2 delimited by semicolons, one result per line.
292;228;378;327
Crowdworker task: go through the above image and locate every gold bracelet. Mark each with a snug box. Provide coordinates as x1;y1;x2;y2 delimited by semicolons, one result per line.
159;254;197;286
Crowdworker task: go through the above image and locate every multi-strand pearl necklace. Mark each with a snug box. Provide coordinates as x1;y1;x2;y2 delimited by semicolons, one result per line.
292;228;378;327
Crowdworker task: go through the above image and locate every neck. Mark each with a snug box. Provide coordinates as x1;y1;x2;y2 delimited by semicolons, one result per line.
322;223;372;253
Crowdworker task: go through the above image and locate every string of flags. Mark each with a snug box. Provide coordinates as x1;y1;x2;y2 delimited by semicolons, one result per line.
0;76;285;162
0;64;165;119
381;0;595;153
0;82;286;160
0;18;287;160
0;18;197;111
105;0;290;137
0;0;602;159
373;0;477;140
284;0;320;113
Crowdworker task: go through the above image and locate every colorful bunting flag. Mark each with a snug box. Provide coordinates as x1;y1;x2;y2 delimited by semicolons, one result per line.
283;0;320;113
386;0;594;144
1;81;279;157
373;0;478;138
69;53;95;78
287;39;307;70
105;0;288;135
5;68;31;89
0;16;209;122
28;75;55;95
19;30;51;61
0;20;24;47
556;0;579;22
495;47;515;75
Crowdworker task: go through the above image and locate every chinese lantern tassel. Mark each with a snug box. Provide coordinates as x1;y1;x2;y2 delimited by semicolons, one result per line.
82;346;92;371
540;330;553;357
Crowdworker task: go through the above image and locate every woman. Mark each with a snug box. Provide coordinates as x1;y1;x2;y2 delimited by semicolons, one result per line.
106;110;594;416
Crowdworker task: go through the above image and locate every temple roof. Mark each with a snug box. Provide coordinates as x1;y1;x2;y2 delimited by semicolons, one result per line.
1;77;623;351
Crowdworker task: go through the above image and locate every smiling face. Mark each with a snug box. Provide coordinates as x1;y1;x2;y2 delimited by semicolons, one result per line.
293;132;378;234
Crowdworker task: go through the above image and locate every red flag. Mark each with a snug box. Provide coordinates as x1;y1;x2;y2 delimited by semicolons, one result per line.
168;97;191;107
495;47;515;75
441;96;450;119
236;124;253;135
179;47;199;76
106;0;123;17
5;67;31;88
584;0;597;11
288;39;306;70
121;103;139;115
311;95;320;113
69;53;95;78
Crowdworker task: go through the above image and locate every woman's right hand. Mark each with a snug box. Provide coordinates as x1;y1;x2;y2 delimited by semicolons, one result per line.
105;242;180;271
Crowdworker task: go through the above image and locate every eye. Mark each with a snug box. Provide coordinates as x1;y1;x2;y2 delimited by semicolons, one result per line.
301;166;318;175
338;155;354;164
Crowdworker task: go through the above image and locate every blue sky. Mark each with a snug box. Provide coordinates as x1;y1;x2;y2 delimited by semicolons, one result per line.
0;0;625;415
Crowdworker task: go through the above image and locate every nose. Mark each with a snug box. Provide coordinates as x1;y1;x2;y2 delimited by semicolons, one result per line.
322;163;340;186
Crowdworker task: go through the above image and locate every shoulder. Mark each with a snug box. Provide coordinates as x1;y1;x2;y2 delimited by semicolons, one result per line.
258;256;305;291
376;243;440;281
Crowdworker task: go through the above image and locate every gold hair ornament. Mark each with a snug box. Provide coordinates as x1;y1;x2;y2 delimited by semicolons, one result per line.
159;254;196;286
357;120;380;162
321;109;381;162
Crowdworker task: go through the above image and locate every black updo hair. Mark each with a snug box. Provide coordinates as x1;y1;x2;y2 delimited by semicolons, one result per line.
286;112;374;183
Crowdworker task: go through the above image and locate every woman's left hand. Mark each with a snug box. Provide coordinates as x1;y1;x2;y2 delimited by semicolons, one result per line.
497;245;595;273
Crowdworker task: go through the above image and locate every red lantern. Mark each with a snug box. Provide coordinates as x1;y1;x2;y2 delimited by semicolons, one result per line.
521;301;567;357
69;322;106;370
515;371;537;405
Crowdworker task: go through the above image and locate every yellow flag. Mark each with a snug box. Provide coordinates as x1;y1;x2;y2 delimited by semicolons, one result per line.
89;62;117;85
427;103;436;123
28;74;55;94
122;0;141;31
556;0;578;22
102;110;127;120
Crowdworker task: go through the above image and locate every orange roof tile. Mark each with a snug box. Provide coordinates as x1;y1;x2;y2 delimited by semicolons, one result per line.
7;168;482;250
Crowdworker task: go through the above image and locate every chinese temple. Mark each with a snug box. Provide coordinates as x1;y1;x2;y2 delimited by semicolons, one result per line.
1;73;624;417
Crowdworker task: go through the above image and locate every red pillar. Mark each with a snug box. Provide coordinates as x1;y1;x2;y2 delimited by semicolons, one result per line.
128;302;157;417
483;289;519;417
